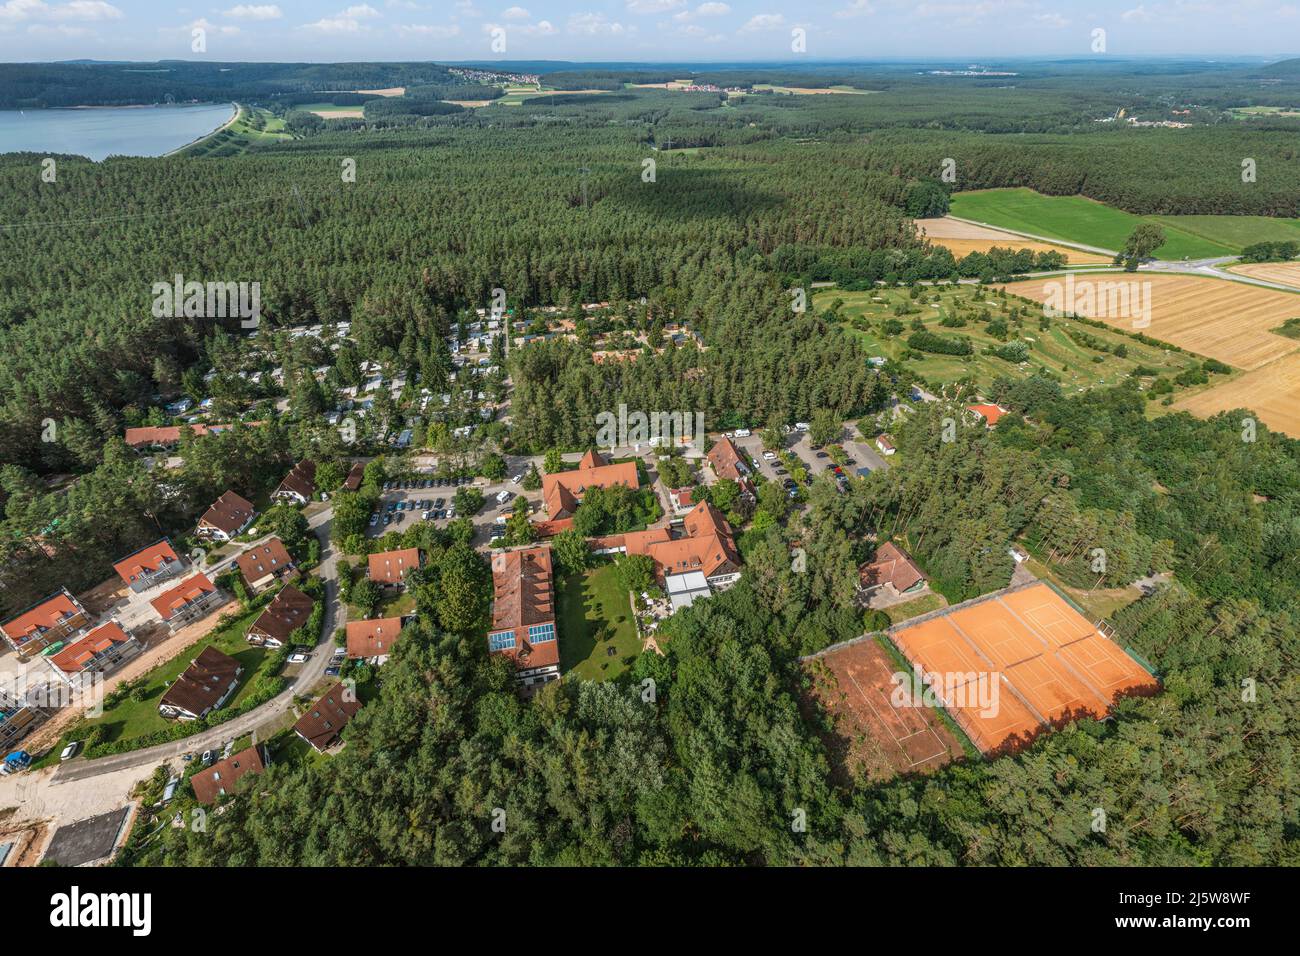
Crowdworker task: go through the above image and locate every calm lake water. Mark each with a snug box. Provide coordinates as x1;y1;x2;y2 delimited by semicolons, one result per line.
0;103;236;161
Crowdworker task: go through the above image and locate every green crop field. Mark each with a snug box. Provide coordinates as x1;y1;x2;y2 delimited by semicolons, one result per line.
1148;214;1300;249
817;285;1223;398
949;188;1239;259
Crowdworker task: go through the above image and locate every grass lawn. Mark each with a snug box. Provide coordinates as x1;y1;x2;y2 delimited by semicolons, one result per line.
181;106;292;158
1149;214;1300;250
72;604;273;749
884;591;948;625
949;188;1239;259
1022;556;1143;622
818;285;1202;395
557;562;640;682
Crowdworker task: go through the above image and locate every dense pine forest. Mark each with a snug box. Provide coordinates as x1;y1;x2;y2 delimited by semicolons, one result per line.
1;59;1297;865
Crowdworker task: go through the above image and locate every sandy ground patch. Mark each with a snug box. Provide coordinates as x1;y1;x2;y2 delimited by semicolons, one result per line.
444;100;494;108
1228;261;1300;290
916;216;1111;263
999;274;1300;371
353;87;404;97
312;109;364;119
1172;351;1300;438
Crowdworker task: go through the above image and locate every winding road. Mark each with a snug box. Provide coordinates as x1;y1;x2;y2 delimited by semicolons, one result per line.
51;507;345;784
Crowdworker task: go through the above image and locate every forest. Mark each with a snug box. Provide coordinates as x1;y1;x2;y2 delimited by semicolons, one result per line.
2;60;1298;866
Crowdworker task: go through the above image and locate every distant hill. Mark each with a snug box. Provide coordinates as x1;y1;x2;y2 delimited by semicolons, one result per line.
1256;58;1300;77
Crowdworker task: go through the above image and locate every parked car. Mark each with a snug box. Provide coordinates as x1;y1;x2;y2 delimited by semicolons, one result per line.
815;451;829;459
734;428;751;438
383;514;392;526
496;490;512;504
324;664;341;677
288;651;308;664
762;451;777;461
511;473;524;484
369;513;379;527
161;777;179;804
60;741;81;761
201;750;215;766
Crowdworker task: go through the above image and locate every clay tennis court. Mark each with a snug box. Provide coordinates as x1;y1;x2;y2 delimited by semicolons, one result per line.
890;582;1158;755
803;637;960;783
915;217;1111;264
1000;274;1300;370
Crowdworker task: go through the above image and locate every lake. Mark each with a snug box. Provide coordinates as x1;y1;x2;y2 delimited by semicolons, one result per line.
0;103;236;161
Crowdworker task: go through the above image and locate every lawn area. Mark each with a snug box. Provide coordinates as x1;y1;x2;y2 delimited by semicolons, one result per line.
71;604;274;750
884;591;948;625
949;188;1239;259
1022;556;1143;623
180;106;292;158
557;562;640;682
818;285;1203;395
1149;214;1300;250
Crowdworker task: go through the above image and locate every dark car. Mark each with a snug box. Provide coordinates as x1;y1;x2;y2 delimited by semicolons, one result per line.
815;451;829;459
844;458;856;466
324;665;341;678
383;514;392;525
435;497;445;508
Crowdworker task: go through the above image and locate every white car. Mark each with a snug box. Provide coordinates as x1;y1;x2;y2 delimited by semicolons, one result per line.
496;490;511;504
762;451;777;461
734;428;751;438
288;652;308;664
794;421;810;431
60;741;81;761
511;473;524;484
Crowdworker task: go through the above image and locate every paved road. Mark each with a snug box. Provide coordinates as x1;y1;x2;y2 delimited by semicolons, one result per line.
52;509;344;784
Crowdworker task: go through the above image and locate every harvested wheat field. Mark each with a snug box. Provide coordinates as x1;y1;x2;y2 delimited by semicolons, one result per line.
915;217;1110;264
1173;351;1300;438
1000;274;1300;370
1228;261;1300;290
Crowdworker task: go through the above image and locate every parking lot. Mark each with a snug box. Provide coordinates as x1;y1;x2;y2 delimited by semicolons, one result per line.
731;423;888;493
366;454;545;549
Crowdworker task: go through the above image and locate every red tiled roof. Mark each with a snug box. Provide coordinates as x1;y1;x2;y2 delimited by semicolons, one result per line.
199;490;256;536
249;584;313;645
0;591;85;647
293;682;361;751
346;616;404;659
235;538;293;586
542;459;639;517
150;573;217;621
160;645;241;718
860;542;926;593
275;460;316;500
490;546;558;669
48;621;133;676
112;539;181;585
706;436;749;482
643;501;740;581
367;548;420;586
190;745;267;805
342;461;366;491
967;403;1007;427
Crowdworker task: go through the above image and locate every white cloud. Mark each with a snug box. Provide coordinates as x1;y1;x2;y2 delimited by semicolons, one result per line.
626;0;684;13
305;4;380;31
166;16;239;35
834;0;872;18
397;21;459;36
0;0;123;22
223;4;281;19
1122;4;1154;21
482;16;554;35
1033;12;1068;27
501;5;528;18
741;12;784;31
673;2;728;21
568;11;627;34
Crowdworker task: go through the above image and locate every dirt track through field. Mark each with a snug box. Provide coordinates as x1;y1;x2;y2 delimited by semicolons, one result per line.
1000;274;1300;371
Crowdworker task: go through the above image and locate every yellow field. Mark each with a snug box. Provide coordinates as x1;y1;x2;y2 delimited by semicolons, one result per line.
915;217;1110;264
311;108;363;119
1173;352;1300;437
444;100;494;108
1228;261;1300;290
353;87;405;97
1000;274;1300;371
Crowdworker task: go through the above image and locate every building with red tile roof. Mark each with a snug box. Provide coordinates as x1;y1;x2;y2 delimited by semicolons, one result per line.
0;589;90;653
541;450;639;519
342;461;366;491
112;539;185;593
149;573;223;630
235;537;294;592
346;617;404;663
293;682;361;752
272;459;316;505
367;548;421;587
159;645;242;721
247;584;313;647
45;620;142;685
190;744;269;805
196;490;256;541
488;545;559;693
859;542;927;598
967;403;1008;428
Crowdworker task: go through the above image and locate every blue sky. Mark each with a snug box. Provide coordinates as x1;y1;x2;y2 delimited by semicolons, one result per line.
1;1;1297;62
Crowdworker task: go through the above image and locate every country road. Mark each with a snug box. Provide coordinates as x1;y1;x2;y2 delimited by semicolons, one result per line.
51;507;344;784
